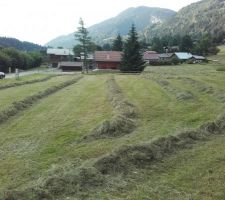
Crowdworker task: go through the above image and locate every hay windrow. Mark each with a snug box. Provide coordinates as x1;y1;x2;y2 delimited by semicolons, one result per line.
2;114;225;200
0;75;82;125
94;114;225;175
142;74;194;101
1;165;105;200
0;75;64;90
81;75;138;141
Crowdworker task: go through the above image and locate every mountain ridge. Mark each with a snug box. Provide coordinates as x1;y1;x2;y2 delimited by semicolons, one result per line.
46;6;176;48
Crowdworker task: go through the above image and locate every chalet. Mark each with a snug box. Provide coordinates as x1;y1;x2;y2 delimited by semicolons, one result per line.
143;51;159;64
47;48;74;67
58;61;83;71
94;51;122;70
159;53;176;61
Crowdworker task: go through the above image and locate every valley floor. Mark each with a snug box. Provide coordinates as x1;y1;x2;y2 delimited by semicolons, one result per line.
0;46;225;199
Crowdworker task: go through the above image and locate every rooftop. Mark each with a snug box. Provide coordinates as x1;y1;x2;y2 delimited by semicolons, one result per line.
47;48;74;56
94;51;122;62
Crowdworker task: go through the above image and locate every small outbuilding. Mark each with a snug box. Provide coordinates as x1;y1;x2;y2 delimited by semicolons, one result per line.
59;61;83;71
191;55;206;63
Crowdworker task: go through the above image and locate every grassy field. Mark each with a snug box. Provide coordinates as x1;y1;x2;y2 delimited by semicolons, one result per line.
0;46;225;199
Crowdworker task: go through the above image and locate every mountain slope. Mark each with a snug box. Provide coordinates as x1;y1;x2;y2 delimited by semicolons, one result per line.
147;0;225;38
46;6;176;48
0;37;45;51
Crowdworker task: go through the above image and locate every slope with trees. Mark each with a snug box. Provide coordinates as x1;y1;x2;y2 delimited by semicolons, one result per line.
0;37;45;51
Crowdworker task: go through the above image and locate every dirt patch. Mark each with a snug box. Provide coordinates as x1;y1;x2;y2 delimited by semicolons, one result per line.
81;76;138;141
0;76;82;125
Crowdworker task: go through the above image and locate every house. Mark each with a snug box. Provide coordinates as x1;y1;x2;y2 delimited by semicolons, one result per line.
191;55;206;63
175;52;193;62
159;53;177;61
94;51;122;69
47;48;74;67
143;51;159;64
58;61;83;71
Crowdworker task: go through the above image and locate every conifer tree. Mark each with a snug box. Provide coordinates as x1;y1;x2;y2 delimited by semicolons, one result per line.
121;24;144;72
112;34;123;51
75;18;91;72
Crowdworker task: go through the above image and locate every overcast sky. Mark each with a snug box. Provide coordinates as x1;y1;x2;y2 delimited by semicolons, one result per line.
0;0;200;45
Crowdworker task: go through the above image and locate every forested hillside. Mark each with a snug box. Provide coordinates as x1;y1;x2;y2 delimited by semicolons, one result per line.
0;37;45;51
146;0;225;40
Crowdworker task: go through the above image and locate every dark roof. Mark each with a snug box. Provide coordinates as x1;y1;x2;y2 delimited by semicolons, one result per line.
192;55;206;60
94;51;122;62
59;62;83;67
143;51;159;60
159;53;175;58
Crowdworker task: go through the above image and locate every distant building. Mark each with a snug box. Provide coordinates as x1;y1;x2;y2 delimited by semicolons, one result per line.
94;51;122;69
159;53;177;61
143;51;159;64
175;52;193;61
191;55;206;63
47;48;74;67
58;61;83;71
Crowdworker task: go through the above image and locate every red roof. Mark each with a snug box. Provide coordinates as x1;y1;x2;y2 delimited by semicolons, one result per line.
94;51;122;62
143;51;159;60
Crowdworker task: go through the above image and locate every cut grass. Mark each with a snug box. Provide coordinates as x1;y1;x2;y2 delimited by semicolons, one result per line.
0;75;76;112
1;55;225;199
0;75;113;191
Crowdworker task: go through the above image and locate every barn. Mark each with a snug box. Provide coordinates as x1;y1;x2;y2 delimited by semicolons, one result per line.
94;51;122;70
58;61;83;71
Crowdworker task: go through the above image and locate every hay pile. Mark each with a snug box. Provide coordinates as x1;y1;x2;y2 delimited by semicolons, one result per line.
1;160;105;200
2;114;225;200
94;114;225;175
82;76;137;141
0;76;82;125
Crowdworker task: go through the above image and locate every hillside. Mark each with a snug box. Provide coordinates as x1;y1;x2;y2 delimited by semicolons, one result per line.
147;0;225;39
0;37;45;52
46;6;176;48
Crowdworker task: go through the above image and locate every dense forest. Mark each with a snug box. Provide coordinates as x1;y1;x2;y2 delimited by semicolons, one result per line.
0;37;45;52
145;0;225;41
0;46;43;73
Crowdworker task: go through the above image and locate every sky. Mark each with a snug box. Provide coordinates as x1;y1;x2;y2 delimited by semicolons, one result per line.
0;0;200;45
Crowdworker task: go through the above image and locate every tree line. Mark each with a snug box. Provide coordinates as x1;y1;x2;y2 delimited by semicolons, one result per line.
0;46;43;73
148;34;220;55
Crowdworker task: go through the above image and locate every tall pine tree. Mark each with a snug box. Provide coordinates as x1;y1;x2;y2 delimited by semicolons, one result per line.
121;24;144;72
75;18;91;72
112;34;123;51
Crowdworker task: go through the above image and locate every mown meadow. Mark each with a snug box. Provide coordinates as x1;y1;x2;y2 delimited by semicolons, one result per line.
0;46;225;199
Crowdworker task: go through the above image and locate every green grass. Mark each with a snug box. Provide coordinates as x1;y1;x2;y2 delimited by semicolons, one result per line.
0;73;50;86
0;75;113;190
0;75;76;112
1;53;225;199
